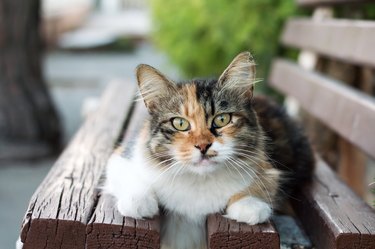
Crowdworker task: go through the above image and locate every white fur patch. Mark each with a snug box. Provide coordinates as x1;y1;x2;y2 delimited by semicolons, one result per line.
225;196;272;225
104;154;159;218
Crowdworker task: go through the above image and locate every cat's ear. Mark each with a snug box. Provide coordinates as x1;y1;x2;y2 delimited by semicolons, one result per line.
218;52;256;98
136;64;176;112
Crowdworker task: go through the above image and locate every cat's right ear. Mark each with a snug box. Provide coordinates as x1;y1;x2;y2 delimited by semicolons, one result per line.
218;52;256;98
136;64;176;112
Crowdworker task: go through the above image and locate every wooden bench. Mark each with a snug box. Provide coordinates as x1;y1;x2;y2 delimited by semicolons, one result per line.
19;1;375;249
268;0;375;248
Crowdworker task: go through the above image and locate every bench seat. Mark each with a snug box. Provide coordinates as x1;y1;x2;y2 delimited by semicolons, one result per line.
19;80;375;249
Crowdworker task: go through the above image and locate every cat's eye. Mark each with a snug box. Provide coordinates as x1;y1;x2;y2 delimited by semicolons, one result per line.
213;113;231;128
171;117;190;131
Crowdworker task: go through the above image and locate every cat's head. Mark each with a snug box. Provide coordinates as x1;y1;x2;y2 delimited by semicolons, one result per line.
136;52;264;175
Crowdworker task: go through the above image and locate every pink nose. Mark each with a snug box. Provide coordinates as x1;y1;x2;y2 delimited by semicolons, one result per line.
194;143;212;154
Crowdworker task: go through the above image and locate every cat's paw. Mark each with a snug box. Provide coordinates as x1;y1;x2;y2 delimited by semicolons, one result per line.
225;197;272;225
117;193;159;219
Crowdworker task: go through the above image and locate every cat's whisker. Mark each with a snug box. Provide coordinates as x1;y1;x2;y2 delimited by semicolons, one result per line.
236;157;274;206
233;146;290;170
222;158;237;178
220;148;269;169
170;162;185;186
226;155;271;201
140;160;181;197
225;157;249;186
226;156;269;201
141;155;173;166
231;152;277;186
231;157;273;206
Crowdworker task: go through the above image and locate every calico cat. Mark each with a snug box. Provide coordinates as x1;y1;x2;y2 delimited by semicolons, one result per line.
104;52;314;249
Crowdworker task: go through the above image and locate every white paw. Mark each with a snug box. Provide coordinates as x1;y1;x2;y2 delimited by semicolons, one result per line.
117;193;159;219
225;197;272;225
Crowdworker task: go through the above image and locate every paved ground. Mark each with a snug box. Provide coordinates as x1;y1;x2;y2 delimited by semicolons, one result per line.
0;43;178;249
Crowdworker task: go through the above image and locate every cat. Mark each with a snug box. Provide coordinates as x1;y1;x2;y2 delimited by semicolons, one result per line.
104;51;315;249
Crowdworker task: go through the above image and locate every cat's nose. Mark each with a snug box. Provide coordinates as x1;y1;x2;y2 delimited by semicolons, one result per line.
194;143;212;154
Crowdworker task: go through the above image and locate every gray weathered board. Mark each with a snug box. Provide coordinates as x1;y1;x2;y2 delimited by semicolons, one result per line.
282;18;375;67
270;59;375;158
20;81;137;249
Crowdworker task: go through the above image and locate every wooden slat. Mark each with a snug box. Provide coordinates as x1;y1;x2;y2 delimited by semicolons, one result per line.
20;80;137;249
297;0;374;7
292;158;375;248
86;195;160;249
86;102;161;248
269;59;375;158
281;18;375;67
207;214;279;249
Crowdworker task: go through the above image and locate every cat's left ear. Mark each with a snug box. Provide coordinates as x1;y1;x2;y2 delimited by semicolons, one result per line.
218;52;256;98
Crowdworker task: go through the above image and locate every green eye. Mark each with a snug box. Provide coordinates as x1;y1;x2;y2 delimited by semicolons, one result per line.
171;117;190;131
213;113;231;128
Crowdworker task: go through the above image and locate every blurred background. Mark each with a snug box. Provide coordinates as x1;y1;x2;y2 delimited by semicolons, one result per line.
0;0;374;248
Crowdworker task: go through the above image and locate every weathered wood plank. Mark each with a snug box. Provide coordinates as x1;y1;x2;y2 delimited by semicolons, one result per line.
297;0;374;7
269;59;375;158
281;18;375;67
86;195;160;249
292;158;375;249
86;102;161;249
207;213;279;249
20;80;137;249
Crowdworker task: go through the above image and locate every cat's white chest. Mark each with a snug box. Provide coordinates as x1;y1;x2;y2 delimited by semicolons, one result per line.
152;166;251;220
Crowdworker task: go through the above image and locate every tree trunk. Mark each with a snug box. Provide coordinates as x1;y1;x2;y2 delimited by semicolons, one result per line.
0;0;61;160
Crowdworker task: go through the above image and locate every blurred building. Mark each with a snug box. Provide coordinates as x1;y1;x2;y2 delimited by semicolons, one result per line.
41;0;149;47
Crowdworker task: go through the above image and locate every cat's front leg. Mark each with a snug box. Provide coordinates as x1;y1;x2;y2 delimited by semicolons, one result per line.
105;153;159;219
225;196;272;225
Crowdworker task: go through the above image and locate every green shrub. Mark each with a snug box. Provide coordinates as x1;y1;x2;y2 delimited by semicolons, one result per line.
150;0;296;85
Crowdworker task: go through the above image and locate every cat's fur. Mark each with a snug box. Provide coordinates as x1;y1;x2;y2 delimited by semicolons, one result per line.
104;52;314;249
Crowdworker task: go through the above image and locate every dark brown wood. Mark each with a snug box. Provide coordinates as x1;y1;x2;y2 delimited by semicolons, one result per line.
292;158;375;249
86;195;160;249
0;0;61;154
86;102;161;249
207;214;279;249
20;81;136;249
281;18;375;67
269;59;375;158
297;0;375;7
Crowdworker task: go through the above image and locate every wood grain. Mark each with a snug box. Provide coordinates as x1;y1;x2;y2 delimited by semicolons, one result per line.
297;0;374;7
207;214;279;249
281;18;375;67
86;102;161;249
86;195;160;249
292;158;375;249
269;59;375;158
20;80;137;249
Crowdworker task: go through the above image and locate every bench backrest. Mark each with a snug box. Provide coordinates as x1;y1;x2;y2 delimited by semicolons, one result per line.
268;1;375;248
269;0;375;196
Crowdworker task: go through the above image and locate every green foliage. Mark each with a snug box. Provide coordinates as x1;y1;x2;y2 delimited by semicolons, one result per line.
150;0;296;84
